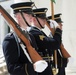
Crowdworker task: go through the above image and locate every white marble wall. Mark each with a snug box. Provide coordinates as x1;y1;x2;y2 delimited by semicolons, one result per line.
61;0;76;72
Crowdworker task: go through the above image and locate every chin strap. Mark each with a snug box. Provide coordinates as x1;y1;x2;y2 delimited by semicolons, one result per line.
29;0;44;29
35;16;44;28
20;11;31;27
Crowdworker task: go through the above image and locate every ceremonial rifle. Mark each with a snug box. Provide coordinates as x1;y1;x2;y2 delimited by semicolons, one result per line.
0;5;43;63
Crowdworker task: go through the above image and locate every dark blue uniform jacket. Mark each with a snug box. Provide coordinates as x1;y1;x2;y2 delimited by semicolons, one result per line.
29;27;62;53
2;32;37;75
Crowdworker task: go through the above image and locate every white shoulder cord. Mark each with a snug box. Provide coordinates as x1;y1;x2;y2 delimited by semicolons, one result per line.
13;32;32;63
19;40;33;63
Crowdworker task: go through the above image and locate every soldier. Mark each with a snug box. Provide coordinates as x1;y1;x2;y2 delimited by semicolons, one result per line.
47;13;71;75
29;8;62;75
2;2;44;75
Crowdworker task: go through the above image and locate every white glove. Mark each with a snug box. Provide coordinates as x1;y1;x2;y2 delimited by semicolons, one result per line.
49;20;59;28
33;60;48;73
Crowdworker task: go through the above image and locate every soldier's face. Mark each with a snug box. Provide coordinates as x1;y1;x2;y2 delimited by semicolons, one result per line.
38;18;46;28
15;12;33;29
58;23;63;29
23;13;33;25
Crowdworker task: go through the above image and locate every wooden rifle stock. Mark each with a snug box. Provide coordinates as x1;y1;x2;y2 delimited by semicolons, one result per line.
0;5;42;63
46;21;71;58
60;44;71;58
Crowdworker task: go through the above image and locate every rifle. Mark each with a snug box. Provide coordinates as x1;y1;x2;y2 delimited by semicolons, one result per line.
0;5;43;63
60;44;71;58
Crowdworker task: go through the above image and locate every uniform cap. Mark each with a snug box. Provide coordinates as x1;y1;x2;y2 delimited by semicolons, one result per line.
33;8;48;19
10;2;34;14
47;13;63;23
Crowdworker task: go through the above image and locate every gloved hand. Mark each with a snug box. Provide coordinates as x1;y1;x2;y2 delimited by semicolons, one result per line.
33;60;48;73
49;20;59;29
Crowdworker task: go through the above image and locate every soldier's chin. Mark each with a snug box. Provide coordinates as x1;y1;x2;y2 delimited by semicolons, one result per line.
33;60;48;73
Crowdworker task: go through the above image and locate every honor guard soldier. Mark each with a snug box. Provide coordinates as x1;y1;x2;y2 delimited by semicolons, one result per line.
28;8;62;75
2;2;42;75
47;13;71;75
